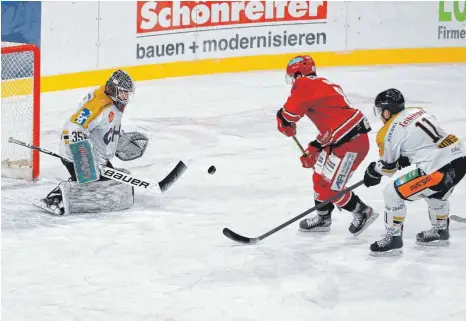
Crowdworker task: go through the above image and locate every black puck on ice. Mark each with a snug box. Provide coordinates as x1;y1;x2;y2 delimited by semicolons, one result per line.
208;165;216;174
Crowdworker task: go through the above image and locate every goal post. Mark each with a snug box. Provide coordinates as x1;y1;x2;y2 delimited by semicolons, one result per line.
1;42;41;180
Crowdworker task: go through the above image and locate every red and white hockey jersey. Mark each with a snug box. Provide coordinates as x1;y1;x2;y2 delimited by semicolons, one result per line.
282;76;370;146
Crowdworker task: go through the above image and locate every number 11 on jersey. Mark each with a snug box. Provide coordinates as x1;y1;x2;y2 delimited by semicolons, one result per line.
415;117;442;143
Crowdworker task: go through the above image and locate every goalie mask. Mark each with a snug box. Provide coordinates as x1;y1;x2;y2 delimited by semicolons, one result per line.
105;70;135;112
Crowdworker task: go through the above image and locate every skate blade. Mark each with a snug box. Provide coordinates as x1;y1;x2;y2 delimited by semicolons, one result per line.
32;202;63;216
299;226;331;233
352;211;380;237
415;240;450;247
369;248;403;257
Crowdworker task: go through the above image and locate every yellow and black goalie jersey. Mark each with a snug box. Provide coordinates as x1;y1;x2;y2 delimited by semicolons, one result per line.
59;86;124;167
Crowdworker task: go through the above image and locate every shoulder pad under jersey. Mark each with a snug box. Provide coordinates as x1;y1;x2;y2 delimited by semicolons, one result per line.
71;86;114;128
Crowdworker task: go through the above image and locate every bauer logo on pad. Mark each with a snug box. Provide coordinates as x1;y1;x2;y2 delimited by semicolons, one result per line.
69;140;99;184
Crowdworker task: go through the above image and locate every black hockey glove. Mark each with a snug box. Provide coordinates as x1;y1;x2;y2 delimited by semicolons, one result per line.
364;162;382;187
397;155;411;170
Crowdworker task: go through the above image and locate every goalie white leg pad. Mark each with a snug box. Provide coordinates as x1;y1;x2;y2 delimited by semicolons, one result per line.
59;179;134;214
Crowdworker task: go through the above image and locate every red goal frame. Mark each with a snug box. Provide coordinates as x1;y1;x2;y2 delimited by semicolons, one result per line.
1;44;41;179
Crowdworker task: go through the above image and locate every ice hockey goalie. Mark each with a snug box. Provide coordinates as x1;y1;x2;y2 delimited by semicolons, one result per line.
34;70;149;215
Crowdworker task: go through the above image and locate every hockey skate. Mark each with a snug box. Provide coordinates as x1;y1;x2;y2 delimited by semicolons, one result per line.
33;186;65;216
416;219;450;246
370;228;404;257
299;212;332;232
349;203;379;236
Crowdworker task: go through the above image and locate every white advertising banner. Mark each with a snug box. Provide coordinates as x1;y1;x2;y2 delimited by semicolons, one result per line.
436;1;466;44
39;1;466;76
346;1;465;50
41;1;99;76
134;1;346;63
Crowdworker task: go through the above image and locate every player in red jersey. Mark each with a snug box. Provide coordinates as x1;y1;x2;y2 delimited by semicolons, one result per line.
276;55;379;235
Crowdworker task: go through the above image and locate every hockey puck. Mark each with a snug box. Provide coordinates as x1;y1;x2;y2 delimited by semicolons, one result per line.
208;165;216;175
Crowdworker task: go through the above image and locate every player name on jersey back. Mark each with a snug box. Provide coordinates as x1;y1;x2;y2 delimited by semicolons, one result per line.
379;107;465;175
398;109;425;128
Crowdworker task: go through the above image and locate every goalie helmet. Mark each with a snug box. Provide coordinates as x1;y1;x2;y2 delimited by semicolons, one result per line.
285;55;316;84
105;70;135;111
374;88;405;118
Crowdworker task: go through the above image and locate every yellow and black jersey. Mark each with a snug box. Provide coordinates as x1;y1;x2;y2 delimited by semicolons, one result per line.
375;107;464;176
59;86;124;167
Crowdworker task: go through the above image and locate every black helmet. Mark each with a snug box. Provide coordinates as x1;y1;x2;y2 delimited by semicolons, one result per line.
105;70;135;111
374;88;405;118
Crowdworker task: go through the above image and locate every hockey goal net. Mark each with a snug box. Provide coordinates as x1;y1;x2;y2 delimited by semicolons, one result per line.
1;42;40;180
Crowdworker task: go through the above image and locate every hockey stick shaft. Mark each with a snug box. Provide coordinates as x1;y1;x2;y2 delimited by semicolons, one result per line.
293;136;306;155
9;137;64;160
223;179;365;244
9;137;158;190
8;137;186;193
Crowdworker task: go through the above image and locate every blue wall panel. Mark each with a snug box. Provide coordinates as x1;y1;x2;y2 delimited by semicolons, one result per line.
1;1;41;80
1;1;41;47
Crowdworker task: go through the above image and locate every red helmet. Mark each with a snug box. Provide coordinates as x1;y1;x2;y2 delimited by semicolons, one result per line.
285;55;316;84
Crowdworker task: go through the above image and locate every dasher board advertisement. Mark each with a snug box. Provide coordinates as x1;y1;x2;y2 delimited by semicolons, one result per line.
135;1;346;63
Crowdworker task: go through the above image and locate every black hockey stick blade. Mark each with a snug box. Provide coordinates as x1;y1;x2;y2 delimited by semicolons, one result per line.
222;228;260;245
158;161;187;192
222;180;365;245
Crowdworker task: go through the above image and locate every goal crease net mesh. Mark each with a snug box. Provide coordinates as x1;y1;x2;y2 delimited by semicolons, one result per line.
1;41;40;180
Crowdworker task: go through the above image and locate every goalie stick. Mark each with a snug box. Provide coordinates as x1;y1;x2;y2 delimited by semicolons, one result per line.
451;215;466;223
223;179;365;244
8;137;186;193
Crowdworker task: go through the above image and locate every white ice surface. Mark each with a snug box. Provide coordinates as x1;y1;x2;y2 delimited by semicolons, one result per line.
2;65;466;321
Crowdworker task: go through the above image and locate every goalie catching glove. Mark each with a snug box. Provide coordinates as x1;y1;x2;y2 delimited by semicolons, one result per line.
116;131;149;161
